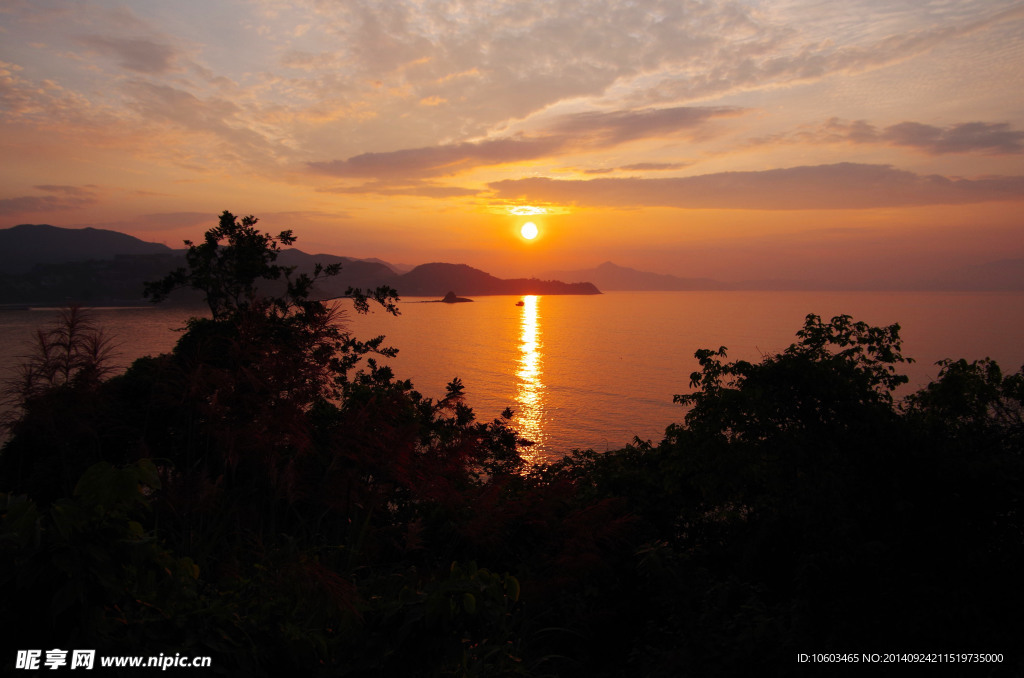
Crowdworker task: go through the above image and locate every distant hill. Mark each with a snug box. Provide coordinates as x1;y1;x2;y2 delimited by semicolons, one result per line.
0;224;173;275
264;257;600;298
0;225;598;305
546;261;854;291
360;257;416;274
393;263;600;297
545;261;730;291
0;252;187;306
275;249;399;297
546;259;1024;292
4;224;1020;302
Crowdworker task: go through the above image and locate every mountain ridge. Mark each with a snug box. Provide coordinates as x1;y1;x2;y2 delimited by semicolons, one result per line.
546;259;1024;292
0;224;173;275
545;261;730;291
3;224;1021;301
0;224;599;305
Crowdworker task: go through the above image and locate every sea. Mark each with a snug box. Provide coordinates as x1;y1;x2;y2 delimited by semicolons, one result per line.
2;291;1022;463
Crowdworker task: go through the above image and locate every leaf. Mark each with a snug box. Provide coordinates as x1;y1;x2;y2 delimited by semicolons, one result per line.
505;576;520;603
462;592;476;615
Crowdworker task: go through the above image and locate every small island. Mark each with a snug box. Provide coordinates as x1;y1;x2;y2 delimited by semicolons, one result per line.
440;291;473;303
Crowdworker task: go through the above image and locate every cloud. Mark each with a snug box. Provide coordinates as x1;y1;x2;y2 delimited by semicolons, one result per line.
124;81;240;129
629;3;1024;105
77;35;179;74
84;210;353;235
265;0;770;141
547;106;742;144
230;0;1024;176
309;136;564;179
488;163;1024;210
583;161;693;174
33;184;95;196
317;180;478;199
818;119;1024;154
620;162;691;171
0;60;114;129
308;105;739;179
121;81;292;163
884;122;1024;154
5;0;1023;232
0;185;98;216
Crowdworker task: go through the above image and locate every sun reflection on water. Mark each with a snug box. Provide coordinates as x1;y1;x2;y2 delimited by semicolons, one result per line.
515;295;545;460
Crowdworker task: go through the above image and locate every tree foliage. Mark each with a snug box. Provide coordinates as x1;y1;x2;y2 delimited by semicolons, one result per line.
676;313;912;442
2;305;115;409
0;307;120;502
2;218;1022;677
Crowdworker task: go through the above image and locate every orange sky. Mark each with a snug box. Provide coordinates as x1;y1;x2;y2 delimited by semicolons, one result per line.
1;0;1023;283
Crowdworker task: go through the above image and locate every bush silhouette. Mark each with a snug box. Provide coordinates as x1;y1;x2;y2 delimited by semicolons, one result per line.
2;217;1022;677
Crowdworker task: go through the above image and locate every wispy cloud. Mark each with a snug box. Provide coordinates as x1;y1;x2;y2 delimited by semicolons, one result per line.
80;210;355;236
308;106;739;180
291;0;766;122
121;80;294;163
76;35;180;74
620;162;691;171
317;180;478;198
629;2;1024;105
0;60;115;129
0;185;98;216
546;106;742;144
818;119;1024;155
575;161;694;175
489;163;1024;210
309;136;564;179
33;185;95;196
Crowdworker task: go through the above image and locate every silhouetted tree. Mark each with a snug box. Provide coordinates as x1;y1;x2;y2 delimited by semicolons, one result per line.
5;235;1022;677
675;313;911;442
0;307;118;501
549;314;1024;675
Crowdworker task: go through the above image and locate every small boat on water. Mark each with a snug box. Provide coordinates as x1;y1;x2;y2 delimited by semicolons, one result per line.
515;300;525;306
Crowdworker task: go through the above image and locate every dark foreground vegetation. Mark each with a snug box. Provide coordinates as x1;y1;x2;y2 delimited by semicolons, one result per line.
2;213;1022;676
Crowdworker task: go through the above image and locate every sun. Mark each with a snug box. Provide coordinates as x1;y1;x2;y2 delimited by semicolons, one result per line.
521;222;539;240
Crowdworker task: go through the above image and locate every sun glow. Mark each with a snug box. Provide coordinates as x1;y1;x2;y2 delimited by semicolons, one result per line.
509;205;547;216
515;295;544;461
521;221;539;239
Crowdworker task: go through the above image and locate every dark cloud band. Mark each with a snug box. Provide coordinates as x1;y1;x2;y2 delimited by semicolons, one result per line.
488;163;1024;210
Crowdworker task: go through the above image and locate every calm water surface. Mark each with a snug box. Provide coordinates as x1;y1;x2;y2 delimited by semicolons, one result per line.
2;292;1022;462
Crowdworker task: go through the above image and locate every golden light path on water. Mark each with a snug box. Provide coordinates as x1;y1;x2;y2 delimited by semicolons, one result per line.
515;295;545;462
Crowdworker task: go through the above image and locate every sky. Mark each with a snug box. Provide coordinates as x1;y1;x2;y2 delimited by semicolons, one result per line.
1;0;1023;283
